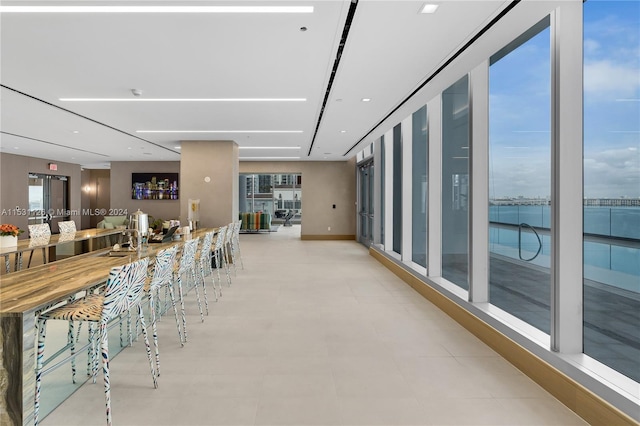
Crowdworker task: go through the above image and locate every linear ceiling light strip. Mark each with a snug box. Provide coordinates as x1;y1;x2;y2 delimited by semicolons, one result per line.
342;0;521;157
1;84;179;155
307;0;359;157
0;131;110;157
0;6;314;13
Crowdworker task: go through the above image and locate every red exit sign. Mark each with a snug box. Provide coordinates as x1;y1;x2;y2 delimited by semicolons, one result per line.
48;163;58;171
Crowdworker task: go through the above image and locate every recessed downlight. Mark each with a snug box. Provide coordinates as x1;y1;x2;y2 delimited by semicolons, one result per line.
174;146;181;149
361;98;371;102
420;4;439;14
340;130;347;133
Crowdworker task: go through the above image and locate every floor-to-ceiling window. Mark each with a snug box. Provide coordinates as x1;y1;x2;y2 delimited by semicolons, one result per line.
441;75;470;290
583;0;640;382
488;18;552;333
392;124;403;254
412;106;428;268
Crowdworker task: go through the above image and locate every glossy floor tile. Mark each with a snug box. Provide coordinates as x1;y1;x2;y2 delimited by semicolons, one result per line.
41;225;587;426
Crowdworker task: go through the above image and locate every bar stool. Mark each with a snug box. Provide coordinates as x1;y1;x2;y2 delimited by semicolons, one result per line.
34;257;156;426
58;220;77;234
173;237;201;342
224;224;235;280
195;231;216;310
145;245;181;376
212;226;231;291
27;223;51;268
233;220;244;270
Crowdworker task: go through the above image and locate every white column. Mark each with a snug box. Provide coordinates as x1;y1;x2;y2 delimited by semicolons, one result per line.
551;3;584;354
384;129;394;251
373;138;382;245
427;95;442;277
401;116;413;262
469;61;490;303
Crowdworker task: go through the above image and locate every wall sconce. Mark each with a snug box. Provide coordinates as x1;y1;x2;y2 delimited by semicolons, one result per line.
84;185;91;193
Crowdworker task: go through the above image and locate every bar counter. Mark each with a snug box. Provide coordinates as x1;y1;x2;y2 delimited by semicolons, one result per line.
1;228;126;274
0;228;213;425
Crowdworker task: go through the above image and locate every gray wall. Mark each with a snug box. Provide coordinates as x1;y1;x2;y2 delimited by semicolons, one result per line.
0;153;82;237
110;161;180;223
240;159;357;238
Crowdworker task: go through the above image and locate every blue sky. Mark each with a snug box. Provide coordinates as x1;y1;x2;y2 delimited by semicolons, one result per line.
489;0;639;199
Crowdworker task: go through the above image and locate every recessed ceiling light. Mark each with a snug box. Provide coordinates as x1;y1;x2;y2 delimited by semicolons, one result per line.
174;146;181;150
137;130;303;134
420;4;439;14
239;146;301;150
72;130;80;134
0;6;314;13
340;130;347;133
127;147;132;150
14;147;19;149
59;97;306;102
361;98;371;102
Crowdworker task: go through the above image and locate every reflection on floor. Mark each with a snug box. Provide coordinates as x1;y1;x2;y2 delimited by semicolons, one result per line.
42;225;587;425
438;250;639;383
488;255;639;382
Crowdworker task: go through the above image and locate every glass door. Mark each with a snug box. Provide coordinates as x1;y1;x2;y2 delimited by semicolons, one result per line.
358;161;374;246
28;173;70;233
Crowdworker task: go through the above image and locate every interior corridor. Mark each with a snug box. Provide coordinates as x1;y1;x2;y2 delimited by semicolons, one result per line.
42;226;587;425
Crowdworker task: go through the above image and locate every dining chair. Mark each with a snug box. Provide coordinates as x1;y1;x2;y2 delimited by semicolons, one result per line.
34;257;155;426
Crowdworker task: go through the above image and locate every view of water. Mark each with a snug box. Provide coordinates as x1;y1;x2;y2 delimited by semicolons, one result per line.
489;205;640;292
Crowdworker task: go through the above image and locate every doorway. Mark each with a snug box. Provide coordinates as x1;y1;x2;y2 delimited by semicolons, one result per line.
28;173;70;233
357;161;374;246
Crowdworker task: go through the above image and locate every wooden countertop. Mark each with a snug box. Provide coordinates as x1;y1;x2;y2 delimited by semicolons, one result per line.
0;227;125;256
0;228;216;315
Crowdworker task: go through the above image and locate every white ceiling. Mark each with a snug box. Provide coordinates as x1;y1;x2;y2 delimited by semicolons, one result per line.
0;0;508;168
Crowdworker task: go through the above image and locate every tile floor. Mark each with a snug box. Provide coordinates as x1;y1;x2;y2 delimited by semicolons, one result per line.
42;225;588;426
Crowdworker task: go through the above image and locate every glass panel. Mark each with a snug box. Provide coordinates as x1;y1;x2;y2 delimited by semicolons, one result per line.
29;175;46;226
392;124;402;254
412;105;428;267
488;18;551;333
441;75;470;289
368;164;374;242
359;165;367;241
380;136;385;246
583;0;640;382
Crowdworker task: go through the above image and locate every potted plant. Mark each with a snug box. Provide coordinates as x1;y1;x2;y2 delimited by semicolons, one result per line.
0;224;24;248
